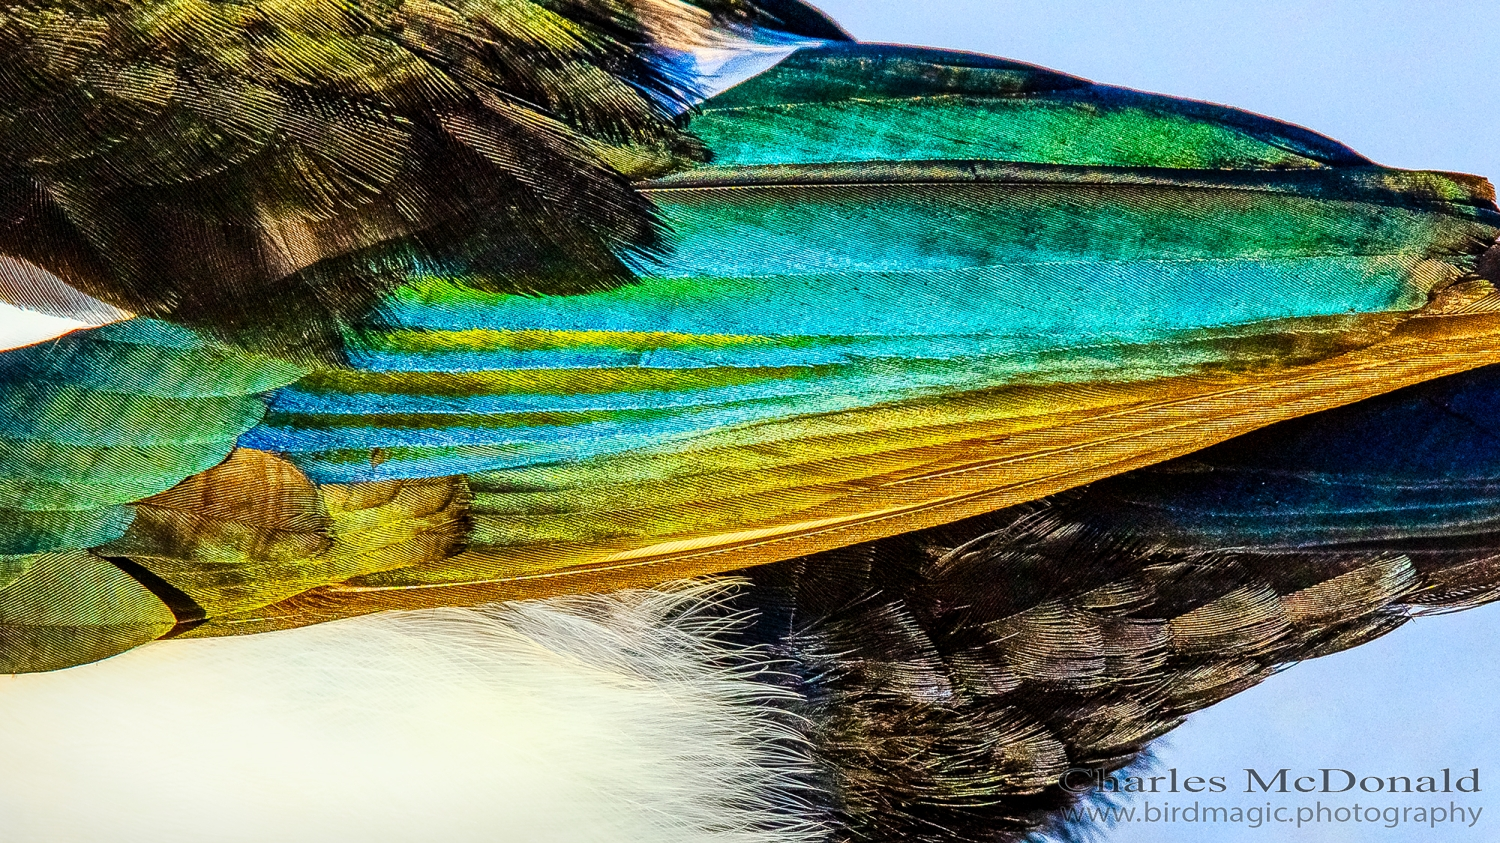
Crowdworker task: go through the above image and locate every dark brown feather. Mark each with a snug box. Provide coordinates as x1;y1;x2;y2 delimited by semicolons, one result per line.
0;0;753;356
732;503;1499;842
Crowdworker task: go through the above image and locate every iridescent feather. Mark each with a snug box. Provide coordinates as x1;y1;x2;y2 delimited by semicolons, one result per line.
2;24;1499;669
0;5;1498;842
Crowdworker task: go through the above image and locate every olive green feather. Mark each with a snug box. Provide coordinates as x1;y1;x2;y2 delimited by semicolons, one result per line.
100;449;470;617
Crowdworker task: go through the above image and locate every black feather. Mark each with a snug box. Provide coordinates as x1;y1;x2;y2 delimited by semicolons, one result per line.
731;364;1500;841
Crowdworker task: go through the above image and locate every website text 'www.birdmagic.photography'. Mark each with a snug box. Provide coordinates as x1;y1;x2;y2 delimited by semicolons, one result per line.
1058;767;1485;830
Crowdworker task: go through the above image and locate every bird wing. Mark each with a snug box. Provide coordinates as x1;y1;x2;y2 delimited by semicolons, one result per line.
189;43;1500;633
6;38;1500;667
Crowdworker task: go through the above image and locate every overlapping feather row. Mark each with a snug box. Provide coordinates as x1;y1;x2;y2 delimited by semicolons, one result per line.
0;2;1497;841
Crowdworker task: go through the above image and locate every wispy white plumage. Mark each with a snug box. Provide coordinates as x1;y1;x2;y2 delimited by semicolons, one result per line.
0;581;825;843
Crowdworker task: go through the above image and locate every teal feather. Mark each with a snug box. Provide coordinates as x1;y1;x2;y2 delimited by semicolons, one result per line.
0;508;135;555
692;43;1369;170
0;320;303;556
246;168;1498;482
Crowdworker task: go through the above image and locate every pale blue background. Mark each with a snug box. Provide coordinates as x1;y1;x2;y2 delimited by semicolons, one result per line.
809;3;1500;841
811;0;1500;179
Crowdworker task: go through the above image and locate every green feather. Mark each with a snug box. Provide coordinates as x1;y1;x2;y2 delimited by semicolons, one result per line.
692;43;1370;170
0;551;176;673
0;319;303;564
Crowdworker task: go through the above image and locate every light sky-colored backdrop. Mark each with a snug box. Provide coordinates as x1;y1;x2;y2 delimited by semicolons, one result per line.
812;0;1500;179
809;3;1500;841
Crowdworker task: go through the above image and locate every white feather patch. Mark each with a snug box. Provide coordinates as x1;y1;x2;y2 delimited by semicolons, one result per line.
0;257;129;350
0;581;826;843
